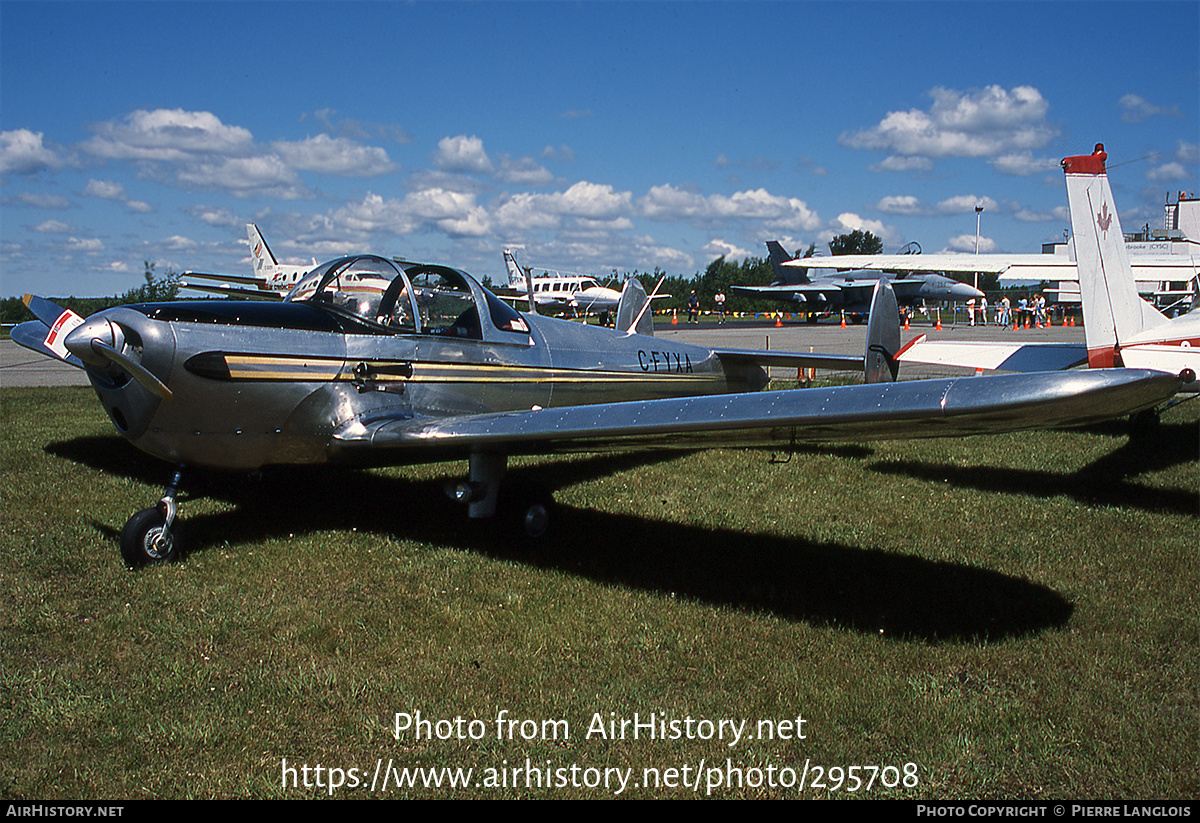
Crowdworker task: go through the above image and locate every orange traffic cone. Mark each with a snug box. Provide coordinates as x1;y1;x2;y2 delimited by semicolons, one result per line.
840;313;847;328
1070;316;1076;326
775;315;782;327
671;310;678;325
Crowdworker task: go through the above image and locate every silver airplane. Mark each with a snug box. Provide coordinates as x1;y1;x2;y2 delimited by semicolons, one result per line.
12;253;1180;567
732;241;984;321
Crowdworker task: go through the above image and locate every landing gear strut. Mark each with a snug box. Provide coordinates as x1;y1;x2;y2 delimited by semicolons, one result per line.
445;452;554;538
120;466;184;566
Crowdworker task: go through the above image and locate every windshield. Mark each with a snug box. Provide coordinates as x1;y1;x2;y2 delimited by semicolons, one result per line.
284;255;527;339
286;255;415;331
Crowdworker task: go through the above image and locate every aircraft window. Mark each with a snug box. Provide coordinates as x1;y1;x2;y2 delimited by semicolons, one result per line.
291;255;415;332
408;269;481;339
285;258;344;303
582;280;601;290
483;290;530;335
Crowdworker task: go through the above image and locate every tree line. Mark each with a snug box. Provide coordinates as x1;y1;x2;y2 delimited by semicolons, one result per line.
1;263;180;325
3;231;994;326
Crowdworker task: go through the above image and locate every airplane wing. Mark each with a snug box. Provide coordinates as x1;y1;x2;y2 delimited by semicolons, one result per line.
178;279;285;301
791;254;1071;277
182;270;270;287
730;283;845;302
330;369;1179;460
894;335;1088;373
791;253;1198;282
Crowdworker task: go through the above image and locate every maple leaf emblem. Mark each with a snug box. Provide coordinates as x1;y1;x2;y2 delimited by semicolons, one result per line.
1096;202;1112;234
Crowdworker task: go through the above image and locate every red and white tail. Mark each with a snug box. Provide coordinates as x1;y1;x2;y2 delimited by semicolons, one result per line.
247;223;281;284
1062;144;1167;367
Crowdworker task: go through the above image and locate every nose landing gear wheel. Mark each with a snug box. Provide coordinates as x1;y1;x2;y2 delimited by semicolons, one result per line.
120;507;181;567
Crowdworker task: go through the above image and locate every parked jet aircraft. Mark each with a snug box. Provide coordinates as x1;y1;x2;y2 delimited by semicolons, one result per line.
181;224;316;300
502;249;624;316
895;144;1198;394
12;252;1180;567
731;241;983;321
792;195;1200;308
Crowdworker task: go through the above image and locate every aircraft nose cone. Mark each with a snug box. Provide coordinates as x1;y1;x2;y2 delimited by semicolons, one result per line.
951;282;985;300
64;316;123;366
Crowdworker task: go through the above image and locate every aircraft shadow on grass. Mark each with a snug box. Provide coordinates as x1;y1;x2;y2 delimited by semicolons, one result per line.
48;436;1070;643
867;418;1198;518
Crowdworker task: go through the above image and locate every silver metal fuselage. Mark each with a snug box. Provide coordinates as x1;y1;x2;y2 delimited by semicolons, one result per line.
84;282;764;472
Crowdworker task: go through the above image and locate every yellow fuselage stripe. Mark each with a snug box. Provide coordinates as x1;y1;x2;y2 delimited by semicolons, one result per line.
218;355;719;385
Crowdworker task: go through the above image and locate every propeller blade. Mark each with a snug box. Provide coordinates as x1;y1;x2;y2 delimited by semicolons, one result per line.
89;339;173;401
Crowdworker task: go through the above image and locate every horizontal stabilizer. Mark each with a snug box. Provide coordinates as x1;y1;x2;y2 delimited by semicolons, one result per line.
712;348;862;372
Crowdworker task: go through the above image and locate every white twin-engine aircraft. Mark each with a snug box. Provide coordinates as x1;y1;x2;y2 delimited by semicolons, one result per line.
503;249;624;315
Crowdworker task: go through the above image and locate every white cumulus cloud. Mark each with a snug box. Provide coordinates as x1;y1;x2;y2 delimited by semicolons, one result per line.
272;134;396;176
0;129;66;174
841;85;1056;161
434;135;494;174
83;109;254;161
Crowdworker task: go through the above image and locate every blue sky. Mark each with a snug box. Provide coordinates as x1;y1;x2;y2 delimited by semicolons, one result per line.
2;1;1197;297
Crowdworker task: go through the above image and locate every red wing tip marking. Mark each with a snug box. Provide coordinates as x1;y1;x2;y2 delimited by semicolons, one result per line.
895;334;927;358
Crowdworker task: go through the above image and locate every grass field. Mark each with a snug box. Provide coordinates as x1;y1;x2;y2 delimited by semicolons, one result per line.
1;385;1196;799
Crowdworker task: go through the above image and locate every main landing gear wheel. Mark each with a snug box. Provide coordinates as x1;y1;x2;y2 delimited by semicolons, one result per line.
498;483;554;539
120;507;181;566
519;500;551;539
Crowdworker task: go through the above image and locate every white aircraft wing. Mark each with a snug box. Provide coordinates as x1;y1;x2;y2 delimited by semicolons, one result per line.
179;280;284;301
894;335;1088;373
181;270;269;286
790;254;1071;277
790;253;1198;282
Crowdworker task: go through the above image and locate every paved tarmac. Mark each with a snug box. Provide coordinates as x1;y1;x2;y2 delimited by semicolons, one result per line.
1;338;91;388
0;317;1086;388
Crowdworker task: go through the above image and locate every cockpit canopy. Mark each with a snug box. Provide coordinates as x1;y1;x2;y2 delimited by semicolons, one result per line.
285;254;529;339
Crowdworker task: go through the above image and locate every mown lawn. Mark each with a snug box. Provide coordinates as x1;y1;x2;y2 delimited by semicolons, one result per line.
1;386;1196;798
